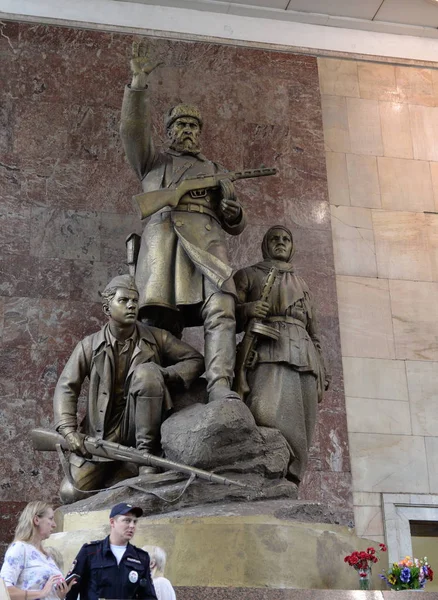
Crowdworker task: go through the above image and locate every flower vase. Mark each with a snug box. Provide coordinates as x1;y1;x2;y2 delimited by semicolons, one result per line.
358;568;372;590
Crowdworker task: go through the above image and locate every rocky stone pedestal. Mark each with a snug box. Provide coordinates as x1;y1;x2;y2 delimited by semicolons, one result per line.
51;499;384;590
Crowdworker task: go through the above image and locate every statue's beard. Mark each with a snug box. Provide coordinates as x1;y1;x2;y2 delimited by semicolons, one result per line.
169;134;201;155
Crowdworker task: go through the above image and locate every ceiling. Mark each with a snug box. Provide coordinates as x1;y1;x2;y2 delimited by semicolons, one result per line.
115;0;438;38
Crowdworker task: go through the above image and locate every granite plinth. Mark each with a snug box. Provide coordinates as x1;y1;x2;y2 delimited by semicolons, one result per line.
49;500;369;590
174;590;437;600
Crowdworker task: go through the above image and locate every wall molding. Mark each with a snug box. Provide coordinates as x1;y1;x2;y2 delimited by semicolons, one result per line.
382;493;438;563
4;0;438;67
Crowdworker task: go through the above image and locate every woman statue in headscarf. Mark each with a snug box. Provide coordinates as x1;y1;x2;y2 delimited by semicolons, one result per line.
234;225;330;485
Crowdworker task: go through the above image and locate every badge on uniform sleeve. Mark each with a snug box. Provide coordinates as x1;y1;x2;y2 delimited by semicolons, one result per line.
129;570;139;583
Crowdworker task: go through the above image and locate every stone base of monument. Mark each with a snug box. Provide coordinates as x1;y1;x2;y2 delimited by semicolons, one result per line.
174;590;437;600
49;499;385;591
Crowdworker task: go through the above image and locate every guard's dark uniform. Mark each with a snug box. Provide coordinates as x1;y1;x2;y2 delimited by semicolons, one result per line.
65;536;157;600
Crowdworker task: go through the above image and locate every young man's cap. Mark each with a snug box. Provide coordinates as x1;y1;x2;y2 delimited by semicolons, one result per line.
109;502;143;519
102;275;138;295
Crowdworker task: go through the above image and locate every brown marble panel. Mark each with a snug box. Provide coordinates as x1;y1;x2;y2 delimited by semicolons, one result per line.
84;157;139;213
21;156;136;214
299;470;323;502
3;297;40;348
70;260;112;303
15;25;126;108
38;299;104;348
100;212;143;263
0;20;19;51
0;154;21;197
318;316;345;411
0;500;28;563
13;100;71;160
227;224;271;272
36;258;72;299
0;97;15;154
237;78;290;127
318;408;350;473
0;254;38;297
0;342;56;383
13;49;72;106
232;47;319;83
30;207;101;260
0;195;30;256
0;297;4;340
306;418;322;472
238;177;286;226
293;229;336;292
67;104;125;162
320;472;354;509
0;396;61;501
283;178;330;231
20;157;93;210
0;21;347;515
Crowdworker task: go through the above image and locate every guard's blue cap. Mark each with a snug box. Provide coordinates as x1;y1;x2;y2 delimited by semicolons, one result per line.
109;503;143;518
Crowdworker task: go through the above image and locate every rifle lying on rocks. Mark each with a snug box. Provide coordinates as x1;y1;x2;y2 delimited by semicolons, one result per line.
31;428;248;488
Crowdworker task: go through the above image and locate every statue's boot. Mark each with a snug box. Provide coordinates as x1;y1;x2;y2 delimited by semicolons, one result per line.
208;380;241;402
202;289;240;403
135;395;163;475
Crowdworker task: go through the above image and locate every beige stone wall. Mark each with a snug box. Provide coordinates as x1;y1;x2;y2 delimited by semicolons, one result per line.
318;57;438;543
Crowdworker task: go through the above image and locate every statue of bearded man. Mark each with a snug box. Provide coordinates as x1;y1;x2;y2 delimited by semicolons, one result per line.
120;41;245;405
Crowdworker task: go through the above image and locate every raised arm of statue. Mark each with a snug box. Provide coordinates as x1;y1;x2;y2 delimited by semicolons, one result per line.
120;40;163;180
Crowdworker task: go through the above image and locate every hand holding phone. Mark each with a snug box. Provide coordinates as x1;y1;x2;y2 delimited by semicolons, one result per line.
64;574;81;585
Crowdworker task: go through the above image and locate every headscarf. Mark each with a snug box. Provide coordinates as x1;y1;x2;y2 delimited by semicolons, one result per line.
259;225;295;272
255;225;310;311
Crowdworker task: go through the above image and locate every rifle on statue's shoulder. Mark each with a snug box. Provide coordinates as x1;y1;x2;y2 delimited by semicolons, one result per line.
233;267;279;403
133;166;277;220
31;428;249;489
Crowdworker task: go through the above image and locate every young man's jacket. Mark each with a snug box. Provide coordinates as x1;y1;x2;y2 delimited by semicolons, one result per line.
53;322;204;439
65;536;157;600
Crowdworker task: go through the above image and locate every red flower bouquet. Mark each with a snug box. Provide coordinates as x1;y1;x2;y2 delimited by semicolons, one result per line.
344;543;387;590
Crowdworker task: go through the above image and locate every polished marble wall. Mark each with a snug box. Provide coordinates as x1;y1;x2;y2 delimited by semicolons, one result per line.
319;57;438;543
0;22;348;557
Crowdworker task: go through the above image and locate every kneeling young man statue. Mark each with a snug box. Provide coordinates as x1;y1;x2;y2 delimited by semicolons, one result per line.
53;275;204;504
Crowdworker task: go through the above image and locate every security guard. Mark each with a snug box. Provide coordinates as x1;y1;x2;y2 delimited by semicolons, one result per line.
65;503;156;600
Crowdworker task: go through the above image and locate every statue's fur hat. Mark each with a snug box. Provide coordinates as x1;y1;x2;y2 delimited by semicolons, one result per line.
165;104;203;130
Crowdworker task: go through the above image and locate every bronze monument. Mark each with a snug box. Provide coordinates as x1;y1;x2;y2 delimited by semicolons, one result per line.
40;46;327;508
234;226;330;485
52;274;204;503
119;42;275;404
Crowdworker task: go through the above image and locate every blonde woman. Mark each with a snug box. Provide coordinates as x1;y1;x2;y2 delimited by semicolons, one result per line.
142;547;175;600
0;502;76;600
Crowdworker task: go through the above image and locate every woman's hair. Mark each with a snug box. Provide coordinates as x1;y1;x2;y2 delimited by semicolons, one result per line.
14;501;52;543
142;546;167;574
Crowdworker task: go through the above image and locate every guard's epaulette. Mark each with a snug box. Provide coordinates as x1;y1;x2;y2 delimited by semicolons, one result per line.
84;539;100;546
